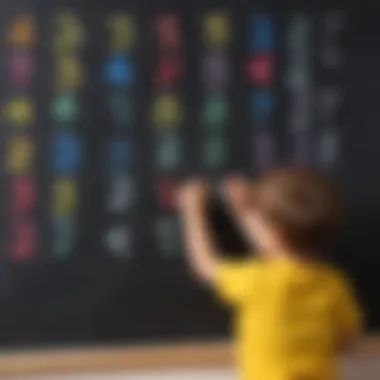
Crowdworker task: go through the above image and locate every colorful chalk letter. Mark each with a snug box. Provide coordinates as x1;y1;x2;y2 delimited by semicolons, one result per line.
10;177;36;215
51;93;79;123
53;12;86;51
156;134;180;170
156;217;178;257
288;91;312;131
152;94;182;127
52;131;82;173
55;54;85;89
108;91;133;126
9;218;37;262
254;132;275;171
52;217;76;258
247;53;274;86
203;137;226;169
104;54;135;87
156;14;181;51
202;95;228;127
4;97;35;126
108;139;132;176
251;90;275;123
201;52;230;90
7;14;37;46
10;50;34;88
6;137;34;174
250;14;274;51
107;175;135;213
320;131;338;166
202;11;231;48
51;178;78;216
156;178;177;209
318;87;342;125
286;15;311;90
293;130;315;165
104;225;131;257
154;57;182;88
107;13;136;52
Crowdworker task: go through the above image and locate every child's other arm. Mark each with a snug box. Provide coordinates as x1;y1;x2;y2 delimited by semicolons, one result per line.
334;275;363;354
178;180;218;283
223;176;256;249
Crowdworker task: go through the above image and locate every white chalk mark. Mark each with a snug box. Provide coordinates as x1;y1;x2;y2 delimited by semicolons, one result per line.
320;131;338;166
104;225;131;258
156;217;178;257
106;175;135;213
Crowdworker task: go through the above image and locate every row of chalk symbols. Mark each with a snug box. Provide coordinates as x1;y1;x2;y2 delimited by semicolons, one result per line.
5;14;38;262
104;14;137;259
154;15;183;258
50;12;86;259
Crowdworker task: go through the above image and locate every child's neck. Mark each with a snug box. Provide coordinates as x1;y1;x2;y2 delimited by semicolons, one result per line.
270;248;320;264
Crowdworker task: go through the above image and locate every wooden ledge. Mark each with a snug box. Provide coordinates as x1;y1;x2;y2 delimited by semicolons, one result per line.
1;335;379;377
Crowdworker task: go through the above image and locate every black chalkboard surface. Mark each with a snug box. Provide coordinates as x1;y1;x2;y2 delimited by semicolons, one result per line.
0;0;379;358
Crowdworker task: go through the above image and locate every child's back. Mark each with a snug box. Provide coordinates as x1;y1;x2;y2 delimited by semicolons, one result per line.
217;258;361;380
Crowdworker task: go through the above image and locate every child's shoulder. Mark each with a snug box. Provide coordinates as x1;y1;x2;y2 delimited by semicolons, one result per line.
305;262;354;295
316;262;350;282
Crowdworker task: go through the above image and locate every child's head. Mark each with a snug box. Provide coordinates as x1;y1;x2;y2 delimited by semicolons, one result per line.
246;167;343;258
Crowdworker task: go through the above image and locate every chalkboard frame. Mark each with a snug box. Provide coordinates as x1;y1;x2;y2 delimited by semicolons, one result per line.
0;335;379;376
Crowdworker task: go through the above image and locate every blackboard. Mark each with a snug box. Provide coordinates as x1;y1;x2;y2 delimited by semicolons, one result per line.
0;0;379;359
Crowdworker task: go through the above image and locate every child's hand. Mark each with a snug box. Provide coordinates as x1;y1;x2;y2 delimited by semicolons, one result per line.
177;179;209;210
223;176;252;212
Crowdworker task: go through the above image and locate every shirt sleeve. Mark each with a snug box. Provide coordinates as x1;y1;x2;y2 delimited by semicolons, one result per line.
213;259;263;306
334;274;363;342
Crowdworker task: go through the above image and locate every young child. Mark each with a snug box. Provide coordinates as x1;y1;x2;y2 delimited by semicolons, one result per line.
178;167;363;380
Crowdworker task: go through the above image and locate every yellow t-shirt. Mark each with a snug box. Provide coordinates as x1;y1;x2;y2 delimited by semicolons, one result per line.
214;258;363;380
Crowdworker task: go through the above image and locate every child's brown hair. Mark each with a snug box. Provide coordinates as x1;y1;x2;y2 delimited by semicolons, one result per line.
253;167;343;253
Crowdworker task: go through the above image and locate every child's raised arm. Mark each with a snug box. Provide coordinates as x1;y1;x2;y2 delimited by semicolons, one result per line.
178;179;219;283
